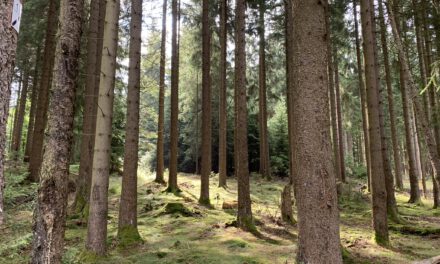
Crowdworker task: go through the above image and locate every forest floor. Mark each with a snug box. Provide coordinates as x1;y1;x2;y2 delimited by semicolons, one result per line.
1;162;440;264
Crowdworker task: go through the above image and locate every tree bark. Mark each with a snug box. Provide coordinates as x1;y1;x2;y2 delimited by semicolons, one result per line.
28;0;59;182
360;0;389;245
200;0;212;205
30;0;84;260
74;0;104;216
168;0;179;193
218;0;228;188
86;0;120;255
234;0;253;231
353;0;372;192
292;1;342;262
258;1;270;180
11;70;29;156
334;50;346;183
0;0;19;226
155;0;167;184
118;0;142;239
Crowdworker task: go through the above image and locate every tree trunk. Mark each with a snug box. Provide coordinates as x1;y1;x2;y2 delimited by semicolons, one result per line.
30;0;85;260
281;184;294;224
360;0;389;245
155;0;167;184
258;1;270;180
414;113;427;198
234;0;253;231
387;3;440;204
73;0;104;216
11;76;22;153
86;0;120;255
11;70;29;156
28;0;59;182
24;47;42;163
218;0;228;188
378;0;403;190
168;0;179;193
334;50;346;183
118;0;142;240
0;0;19;226
353;0;372;192
200;0;212;205
292;1;342;262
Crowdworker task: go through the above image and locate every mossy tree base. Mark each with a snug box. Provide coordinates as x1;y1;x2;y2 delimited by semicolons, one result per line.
117;225;143;248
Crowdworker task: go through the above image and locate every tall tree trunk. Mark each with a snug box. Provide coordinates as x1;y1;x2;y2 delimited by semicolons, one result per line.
334;50;346;183
258;1;270;180
414;113;427;197
86;0;120;255
200;0;212;205
118;0;142;240
378;0;403;190
11;76;22;152
235;0;253;231
292;1;342;262
218;0;228;188
73;0;104;216
24;47;42;163
155;0;167;184
0;0;20;226
360;0;389;245
353;0;372;192
168;0;179;193
28;0;59;182
387;2;440;203
12;71;28;157
30;0;84;260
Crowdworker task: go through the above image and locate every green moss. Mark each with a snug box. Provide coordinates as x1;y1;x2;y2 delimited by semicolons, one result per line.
78;250;108;263
238;215;258;234
165;186;182;194
389;224;440;236
198;197;211;207
225;239;249;249
163;202;194;217
117;225;143;248
374;232;390;247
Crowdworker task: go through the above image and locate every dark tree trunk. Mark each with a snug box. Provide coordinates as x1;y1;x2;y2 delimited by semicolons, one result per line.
334;50;346;183
30;0;85;260
11;70;29;156
28;0;59;182
292;0;342;262
234;0;253;231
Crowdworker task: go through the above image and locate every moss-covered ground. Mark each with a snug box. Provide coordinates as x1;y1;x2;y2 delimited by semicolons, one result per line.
1;162;439;263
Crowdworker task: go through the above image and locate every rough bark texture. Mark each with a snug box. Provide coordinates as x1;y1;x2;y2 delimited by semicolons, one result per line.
118;0;142;238
292;1;342;262
353;0;372;192
234;0;253;231
258;2;270;180
30;0;84;260
360;0;389;245
0;0;19;226
24;48;41;163
378;0;403;190
11;70;29;155
200;0;212;205
28;0;59;182
168;0;179;192
155;0;167;184
218;0;228;188
280;184;294;224
86;0;120;255
74;0;103;215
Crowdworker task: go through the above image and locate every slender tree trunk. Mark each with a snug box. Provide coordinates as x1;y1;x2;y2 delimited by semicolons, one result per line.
353;0;372;192
168;0;179;193
414;114;427;197
334;50;346;183
74;0;103;216
30;0;84;260
258;1;270;180
378;0;403;190
218;0;228;188
0;0;19;226
155;0;167;184
11;70;29;156
235;0;253;231
292;1;342;262
24;47;42;163
118;0;142;240
360;0;389;245
11;77;22;153
200;0;212;205
387;3;440;204
28;0;59;182
86;0;120;255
